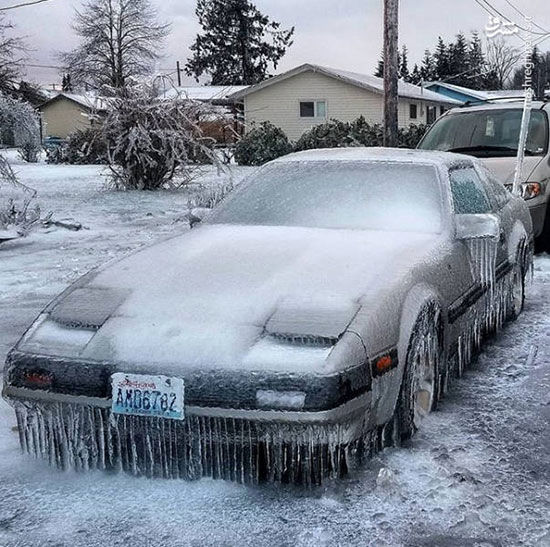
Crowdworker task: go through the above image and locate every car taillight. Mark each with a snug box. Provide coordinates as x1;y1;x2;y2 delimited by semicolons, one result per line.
521;182;542;200
23;369;53;389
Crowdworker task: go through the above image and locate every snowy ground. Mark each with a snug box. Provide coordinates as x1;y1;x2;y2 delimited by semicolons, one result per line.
1;153;550;546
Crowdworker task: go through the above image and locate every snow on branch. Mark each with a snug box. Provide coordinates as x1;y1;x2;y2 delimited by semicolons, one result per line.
102;84;223;190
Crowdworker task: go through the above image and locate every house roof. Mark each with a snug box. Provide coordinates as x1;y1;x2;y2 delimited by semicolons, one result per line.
425;81;526;102
228;64;461;105
157;85;248;102
38;92;112;112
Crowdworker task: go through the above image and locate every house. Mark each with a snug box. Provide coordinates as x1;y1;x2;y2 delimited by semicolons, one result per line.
157;85;249;144
424;82;526;104
38;93;110;139
228;64;461;141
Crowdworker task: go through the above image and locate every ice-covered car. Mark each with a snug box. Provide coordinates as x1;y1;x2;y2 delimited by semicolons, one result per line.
3;148;533;484
417;99;550;251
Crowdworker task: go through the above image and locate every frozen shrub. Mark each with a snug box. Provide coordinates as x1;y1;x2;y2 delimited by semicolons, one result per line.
0;154;40;237
234;122;292;166
294;119;354;152
0;94;41;163
398;123;429;148
103;85;217;190
295;116;429;151
64;127;108;165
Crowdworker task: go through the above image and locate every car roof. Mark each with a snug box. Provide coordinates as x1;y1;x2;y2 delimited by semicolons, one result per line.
446;99;549;113
273;146;474;167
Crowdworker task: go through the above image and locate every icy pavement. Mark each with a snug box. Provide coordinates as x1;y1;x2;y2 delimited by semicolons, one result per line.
1;155;550;546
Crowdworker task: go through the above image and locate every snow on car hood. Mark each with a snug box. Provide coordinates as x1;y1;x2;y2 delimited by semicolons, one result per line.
35;225;441;373
480;156;544;184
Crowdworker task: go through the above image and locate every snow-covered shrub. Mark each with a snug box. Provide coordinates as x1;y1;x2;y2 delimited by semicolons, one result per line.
398;123;429;148
0;154;40;237
295;117;429;151
64;127;108;165
234;122;292;166
0;94;41;163
102;85;217;190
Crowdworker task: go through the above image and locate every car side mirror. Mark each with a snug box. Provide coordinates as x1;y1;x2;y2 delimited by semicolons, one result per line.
455;213;500;240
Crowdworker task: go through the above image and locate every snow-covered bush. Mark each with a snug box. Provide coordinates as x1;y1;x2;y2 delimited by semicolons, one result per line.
234;122;292;166
294;117;429;151
0;94;41;163
102;86;217;190
55;127;108;165
0;154;40;237
294;119;355;151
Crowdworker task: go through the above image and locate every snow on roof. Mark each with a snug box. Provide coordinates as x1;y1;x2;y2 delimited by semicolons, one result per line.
274;146;472;166
41;92;112;111
158;85;248;102
229;64;461;105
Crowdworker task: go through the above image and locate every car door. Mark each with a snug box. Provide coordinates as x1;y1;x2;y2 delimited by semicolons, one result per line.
449;164;507;268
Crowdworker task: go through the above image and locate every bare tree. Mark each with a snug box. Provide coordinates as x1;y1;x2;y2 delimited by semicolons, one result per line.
0;14;25;92
485;38;523;89
60;0;170;90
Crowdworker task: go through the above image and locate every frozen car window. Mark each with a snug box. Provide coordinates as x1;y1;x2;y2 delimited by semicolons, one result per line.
209;161;443;233
419;108;549;157
449;167;491;214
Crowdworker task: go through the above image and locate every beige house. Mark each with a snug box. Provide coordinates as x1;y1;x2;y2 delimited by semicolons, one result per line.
230;64;461;141
39;93;109;139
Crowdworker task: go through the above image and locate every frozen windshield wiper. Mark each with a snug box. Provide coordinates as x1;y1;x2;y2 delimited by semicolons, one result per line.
447;145;536;156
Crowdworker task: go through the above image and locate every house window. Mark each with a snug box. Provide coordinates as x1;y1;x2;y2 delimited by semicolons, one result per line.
440;106;446;116
409;104;418;120
427;106;437;124
300;100;327;118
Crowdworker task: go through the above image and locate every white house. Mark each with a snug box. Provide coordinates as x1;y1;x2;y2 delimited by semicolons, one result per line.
229;63;461;141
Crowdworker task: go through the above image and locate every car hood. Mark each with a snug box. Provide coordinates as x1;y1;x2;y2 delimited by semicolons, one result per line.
25;225;441;374
480;155;544;184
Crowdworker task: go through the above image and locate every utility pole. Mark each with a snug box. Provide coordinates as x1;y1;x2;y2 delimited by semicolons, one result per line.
176;61;182;87
383;0;399;147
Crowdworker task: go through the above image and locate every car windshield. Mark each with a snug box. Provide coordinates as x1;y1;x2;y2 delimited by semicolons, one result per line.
209;160;443;233
418;108;549;157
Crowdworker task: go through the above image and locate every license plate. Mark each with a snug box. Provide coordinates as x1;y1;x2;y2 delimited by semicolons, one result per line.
111;373;184;420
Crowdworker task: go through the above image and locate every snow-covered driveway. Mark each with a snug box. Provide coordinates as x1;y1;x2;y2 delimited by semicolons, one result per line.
1;156;549;546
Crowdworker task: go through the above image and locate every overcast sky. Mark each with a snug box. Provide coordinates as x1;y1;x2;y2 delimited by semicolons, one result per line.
4;0;550;87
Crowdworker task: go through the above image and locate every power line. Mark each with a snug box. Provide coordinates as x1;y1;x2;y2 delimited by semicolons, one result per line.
472;0;548;36
500;0;550;35
0;0;53;11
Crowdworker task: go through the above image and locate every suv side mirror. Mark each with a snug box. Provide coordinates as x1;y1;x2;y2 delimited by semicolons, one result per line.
455;213;500;240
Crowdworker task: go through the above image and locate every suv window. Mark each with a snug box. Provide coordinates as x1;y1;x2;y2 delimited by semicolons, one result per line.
449;167;491;214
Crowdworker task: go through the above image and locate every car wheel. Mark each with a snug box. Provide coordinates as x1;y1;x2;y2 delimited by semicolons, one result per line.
508;261;525;320
396;307;441;441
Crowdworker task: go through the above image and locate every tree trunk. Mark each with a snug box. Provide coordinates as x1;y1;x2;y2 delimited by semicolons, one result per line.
383;0;399;147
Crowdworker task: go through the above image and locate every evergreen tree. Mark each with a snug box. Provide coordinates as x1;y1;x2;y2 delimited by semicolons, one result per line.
374;52;384;78
447;33;469;86
399;45;410;81
420;50;437;82
434;37;449;81
186;0;294;85
410;64;421;85
467;32;486;90
61;74;73;92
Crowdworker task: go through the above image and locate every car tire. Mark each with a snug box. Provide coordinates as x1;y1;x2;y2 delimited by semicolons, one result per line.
508;261;525;321
396;304;442;441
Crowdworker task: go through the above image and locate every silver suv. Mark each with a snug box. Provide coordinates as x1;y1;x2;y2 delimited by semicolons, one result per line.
418;99;550;251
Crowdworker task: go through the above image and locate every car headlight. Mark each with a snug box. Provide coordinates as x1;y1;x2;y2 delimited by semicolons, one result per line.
521;182;543;200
